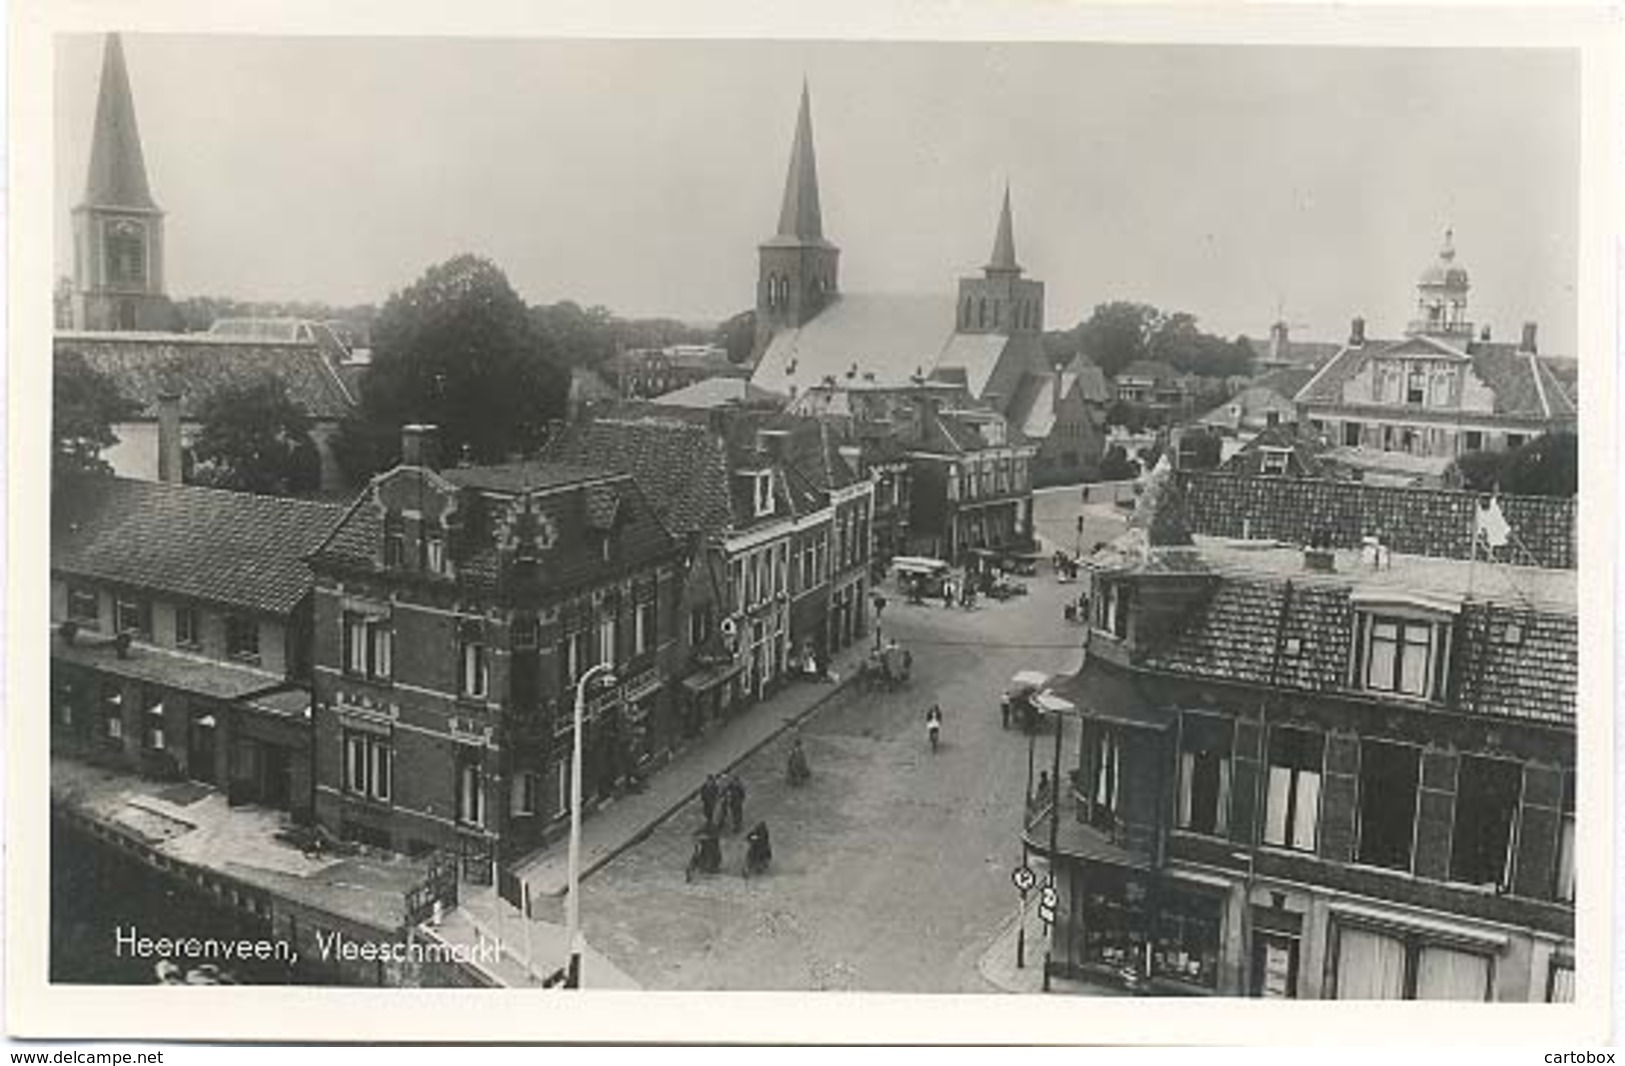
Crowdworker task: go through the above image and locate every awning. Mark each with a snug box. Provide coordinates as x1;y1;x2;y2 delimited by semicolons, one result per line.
1035;692;1075;715
1044;658;1176;731
53;633;281;703
681;662;742;694
1011;670;1049;692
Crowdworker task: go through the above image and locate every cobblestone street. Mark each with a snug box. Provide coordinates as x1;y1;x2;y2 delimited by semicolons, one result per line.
577;521;1121;991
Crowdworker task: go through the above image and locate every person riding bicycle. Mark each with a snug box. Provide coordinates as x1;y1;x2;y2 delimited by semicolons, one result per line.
925;704;943;750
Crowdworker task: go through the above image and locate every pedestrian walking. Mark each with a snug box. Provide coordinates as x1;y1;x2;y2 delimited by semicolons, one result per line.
700;773;720;825
724;774;747;833
1000;690;1012;730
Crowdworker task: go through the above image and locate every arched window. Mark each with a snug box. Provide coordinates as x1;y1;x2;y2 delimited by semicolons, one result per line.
962;297;972;328
993;301;1001;328
978;298;987;328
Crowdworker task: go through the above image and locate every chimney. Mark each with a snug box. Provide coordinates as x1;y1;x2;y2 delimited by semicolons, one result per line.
1350;317;1366;347
157;392;183;484
1520;322;1538;354
401;424;441;470
1269;321;1287;362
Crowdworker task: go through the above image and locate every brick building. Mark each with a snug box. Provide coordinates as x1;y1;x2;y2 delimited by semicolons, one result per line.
306;427;686;869
543;405;873;738
1025;463;1575;1000
1294;231;1577;482
50;477;342;820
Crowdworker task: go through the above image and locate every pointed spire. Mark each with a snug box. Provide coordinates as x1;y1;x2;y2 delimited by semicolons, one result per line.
775;80;824;241
985;183;1021;275
82;34;157;210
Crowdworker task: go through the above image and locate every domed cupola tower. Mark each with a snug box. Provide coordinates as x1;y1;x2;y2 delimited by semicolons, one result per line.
1408;228;1472;338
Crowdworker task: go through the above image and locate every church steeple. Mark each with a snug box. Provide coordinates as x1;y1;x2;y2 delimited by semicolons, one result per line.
775;81;826;244
71;34;172;332
82;34;158;212
956;185;1043;339
985;184;1021;276
752;81;841;366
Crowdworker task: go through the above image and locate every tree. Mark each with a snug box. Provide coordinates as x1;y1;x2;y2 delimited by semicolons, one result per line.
1099;444;1139;481
716;309;757;364
359;255;567;473
529;300;616;368
1447;432;1577;497
1075;301;1159;379
54;351;138;483
189;375;319;495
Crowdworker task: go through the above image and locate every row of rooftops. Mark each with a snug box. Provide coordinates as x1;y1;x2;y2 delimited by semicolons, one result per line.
1081;460;1577;724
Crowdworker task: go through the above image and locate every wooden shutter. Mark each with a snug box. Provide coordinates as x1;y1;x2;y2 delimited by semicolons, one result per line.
1318;731;1361;864
1413;747;1459;882
1229;718;1264;846
1511;762;1564;900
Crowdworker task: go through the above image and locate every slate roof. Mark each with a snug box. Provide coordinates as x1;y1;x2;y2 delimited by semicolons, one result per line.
82;35;157;210
55;332;355;420
53;477;346;616
936;331;1019;400
1295;336;1577;420
1136;572;1576;725
752;292;959;396
1244;336;1344;370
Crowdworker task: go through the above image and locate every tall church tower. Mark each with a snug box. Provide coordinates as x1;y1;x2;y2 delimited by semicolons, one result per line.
956;186;1044;336
71;34;172;332
752;82;840;363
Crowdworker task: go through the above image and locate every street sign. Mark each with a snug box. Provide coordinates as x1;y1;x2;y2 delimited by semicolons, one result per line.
1011;865;1036;893
1038;882;1058;926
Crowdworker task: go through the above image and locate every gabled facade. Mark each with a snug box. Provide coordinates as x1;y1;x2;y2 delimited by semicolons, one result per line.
1026;354;1110;486
1027;464;1575;1001
50;477;344;819
901;398;1037;563
543;405;874;735
1295;233;1577;469
306;427;686;866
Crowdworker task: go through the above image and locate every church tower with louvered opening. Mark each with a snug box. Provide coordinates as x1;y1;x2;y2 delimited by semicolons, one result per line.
72;34;173;332
752;82;841;364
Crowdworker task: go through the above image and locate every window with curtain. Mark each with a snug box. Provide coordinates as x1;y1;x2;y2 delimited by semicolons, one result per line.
1555;771;1576;903
1414;945;1491;1000
1177;714;1232;837
1335;927;1407;999
1088;726;1123;831
461;640;489;699
1365;616;1435;697
1548;960;1575;1003
457;755;485;828
1264;726;1324;851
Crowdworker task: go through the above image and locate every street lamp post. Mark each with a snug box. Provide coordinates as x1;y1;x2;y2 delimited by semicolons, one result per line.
565;661;617;989
1043;708;1064;992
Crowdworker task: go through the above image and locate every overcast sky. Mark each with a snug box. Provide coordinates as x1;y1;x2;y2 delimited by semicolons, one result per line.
54;35;1580;354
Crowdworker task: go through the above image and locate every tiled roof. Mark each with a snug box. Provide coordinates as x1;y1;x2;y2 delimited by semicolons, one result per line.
1181;470;1576;569
441;460;615;495
542;414;735;537
649;377;785;408
1295;336;1576;420
54;332;355;420
53;477;346;616
1064;355;1111;404
1137;575;1575;724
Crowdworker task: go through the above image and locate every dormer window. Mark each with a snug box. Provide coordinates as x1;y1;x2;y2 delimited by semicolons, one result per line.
1350;594;1458;702
754;471;775;518
1259;447;1290;477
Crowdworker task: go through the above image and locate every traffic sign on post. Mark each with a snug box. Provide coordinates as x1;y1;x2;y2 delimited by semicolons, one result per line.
1038;882;1058;927
1011;865;1036;893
